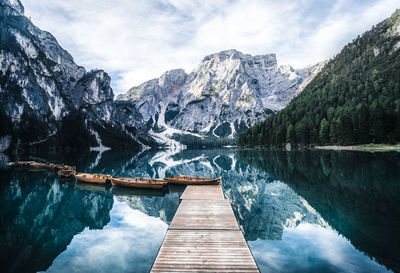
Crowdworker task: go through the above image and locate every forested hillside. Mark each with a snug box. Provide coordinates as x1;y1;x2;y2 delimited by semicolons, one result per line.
238;9;400;147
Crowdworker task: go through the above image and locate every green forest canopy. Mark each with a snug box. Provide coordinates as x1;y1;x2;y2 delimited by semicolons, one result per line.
237;9;400;147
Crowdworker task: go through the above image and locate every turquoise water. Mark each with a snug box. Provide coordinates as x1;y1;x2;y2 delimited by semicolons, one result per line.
0;149;399;273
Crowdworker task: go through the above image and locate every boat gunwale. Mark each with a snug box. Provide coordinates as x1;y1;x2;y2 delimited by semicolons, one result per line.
111;177;166;189
111;177;167;185
165;176;220;182
74;172;112;184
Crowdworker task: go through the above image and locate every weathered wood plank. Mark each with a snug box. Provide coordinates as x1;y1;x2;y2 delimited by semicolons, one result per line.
152;230;258;272
151;185;259;272
170;199;239;230
180;185;224;201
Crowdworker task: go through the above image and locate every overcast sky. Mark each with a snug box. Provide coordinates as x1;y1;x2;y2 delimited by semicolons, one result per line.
23;0;399;95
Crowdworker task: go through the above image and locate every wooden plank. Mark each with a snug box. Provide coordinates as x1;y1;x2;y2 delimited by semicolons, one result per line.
152;230;259;272
170;199;239;230
180;185;224;201
151;185;259;272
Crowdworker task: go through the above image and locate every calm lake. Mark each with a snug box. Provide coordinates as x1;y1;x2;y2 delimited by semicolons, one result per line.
1;148;399;273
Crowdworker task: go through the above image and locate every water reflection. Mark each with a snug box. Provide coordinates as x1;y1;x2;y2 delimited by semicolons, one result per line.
0;166;181;273
0;171;113;273
43;200;167;273
1;148;399;273
111;186;182;225
250;223;389;273
237;149;400;272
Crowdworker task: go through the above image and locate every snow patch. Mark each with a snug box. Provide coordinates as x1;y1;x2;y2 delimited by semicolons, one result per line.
149;127;186;152
22;89;35;109
148;149;205;178
90;129;111;152
90;80;100;101
88;150;103;170
121;124;150;151
394;41;400;51
48;95;65;120
10;30;38;59
11;104;24;123
29;131;57;145
228;122;236;138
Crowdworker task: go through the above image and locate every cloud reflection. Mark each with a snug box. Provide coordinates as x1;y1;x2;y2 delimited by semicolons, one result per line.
249;223;391;273
42;199;167;273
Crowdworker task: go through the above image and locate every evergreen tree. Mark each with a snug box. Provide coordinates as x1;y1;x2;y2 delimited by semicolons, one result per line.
237;9;400;147
319;118;329;144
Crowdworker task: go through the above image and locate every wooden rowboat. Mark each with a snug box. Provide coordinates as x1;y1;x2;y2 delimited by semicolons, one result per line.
165;175;221;185
111;177;167;190
74;172;112;184
58;169;75;178
8;161;37;168
8;161;76;172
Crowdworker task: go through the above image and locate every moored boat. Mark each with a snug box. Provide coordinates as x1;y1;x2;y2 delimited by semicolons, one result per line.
8;161;76;172
8;161;36;168
58;169;75;178
165;175;221;185
74;172;112;184
111;177;167;190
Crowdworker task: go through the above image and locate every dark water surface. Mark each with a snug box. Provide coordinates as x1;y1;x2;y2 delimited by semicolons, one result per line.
0;149;399;273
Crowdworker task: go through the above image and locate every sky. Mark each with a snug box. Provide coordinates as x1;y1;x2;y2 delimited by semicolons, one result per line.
23;0;400;95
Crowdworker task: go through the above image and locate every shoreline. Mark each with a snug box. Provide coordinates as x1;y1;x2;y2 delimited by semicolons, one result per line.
313;144;400;152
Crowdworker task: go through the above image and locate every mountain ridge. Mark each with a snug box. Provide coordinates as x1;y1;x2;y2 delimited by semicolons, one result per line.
238;9;400;147
0;0;155;153
117;49;324;147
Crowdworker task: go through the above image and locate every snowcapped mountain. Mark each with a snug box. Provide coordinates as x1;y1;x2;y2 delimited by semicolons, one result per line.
0;0;154;153
117;49;324;144
0;0;324;152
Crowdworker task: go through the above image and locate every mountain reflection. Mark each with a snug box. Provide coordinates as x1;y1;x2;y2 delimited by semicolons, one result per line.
237;149;400;272
2;148;399;272
111;187;182;224
0;171;113;273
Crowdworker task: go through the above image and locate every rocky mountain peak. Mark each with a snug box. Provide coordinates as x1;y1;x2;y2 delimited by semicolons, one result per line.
1;0;24;15
0;1;155;152
159;69;187;89
118;49;324;146
202;49;277;69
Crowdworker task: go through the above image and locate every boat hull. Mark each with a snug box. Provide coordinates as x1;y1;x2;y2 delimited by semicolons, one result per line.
8;161;76;173
58;170;75;178
75;173;111;184
165;176;221;185
111;177;166;189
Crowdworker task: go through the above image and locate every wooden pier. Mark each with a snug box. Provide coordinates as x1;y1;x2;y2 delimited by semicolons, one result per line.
151;185;259;272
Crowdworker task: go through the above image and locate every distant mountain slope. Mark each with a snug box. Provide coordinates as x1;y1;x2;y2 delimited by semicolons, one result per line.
0;0;154;153
117;49;324;146
238;9;400;147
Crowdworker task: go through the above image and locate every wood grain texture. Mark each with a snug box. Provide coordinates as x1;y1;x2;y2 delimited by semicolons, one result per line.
170;199;239;230
180;185;224;201
151;185;259;273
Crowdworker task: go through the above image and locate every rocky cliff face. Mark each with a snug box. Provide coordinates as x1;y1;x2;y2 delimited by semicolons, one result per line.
0;0;153;153
117;50;324;143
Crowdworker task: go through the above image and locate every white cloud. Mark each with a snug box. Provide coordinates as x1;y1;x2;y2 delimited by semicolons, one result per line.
23;0;400;95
